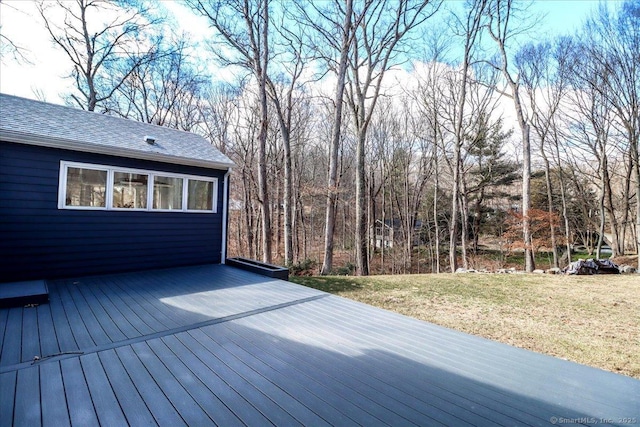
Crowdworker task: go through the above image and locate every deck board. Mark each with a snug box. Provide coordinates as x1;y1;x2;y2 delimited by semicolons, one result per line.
114;345;187;427
186;329;304;427
187;328;329;427
47;287;78;355
56;284;96;350
228;299;543;426
36;304;60;359
0;370;17;426
147;337;245;426
246;297;587;424
97;349;158;426
197;325;420;427
20;307;40;363
1;308;22;366
74;284;127;343
130;341;214;426
84;278;145;338
80;352;128;426
14;366;41;427
167;333;273;426
60;357;99;427
308;296;639;416
0;308;9;351
1;264;638;426
40;362;71;427
211;321;463;426
89;277;156;336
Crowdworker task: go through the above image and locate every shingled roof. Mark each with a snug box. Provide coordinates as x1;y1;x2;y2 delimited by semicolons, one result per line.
0;93;233;169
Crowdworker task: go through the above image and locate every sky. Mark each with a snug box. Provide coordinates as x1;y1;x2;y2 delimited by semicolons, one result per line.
0;0;606;106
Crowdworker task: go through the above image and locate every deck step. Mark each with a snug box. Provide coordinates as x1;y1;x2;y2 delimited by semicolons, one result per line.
0;280;49;308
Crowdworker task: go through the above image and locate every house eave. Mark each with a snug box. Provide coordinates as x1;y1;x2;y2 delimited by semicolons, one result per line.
0;129;235;171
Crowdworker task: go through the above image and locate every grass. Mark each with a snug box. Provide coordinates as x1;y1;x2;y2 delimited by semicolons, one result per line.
290;273;640;379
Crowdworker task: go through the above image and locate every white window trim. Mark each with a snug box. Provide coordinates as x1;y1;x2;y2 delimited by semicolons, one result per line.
185;177;219;213
59;160;218;213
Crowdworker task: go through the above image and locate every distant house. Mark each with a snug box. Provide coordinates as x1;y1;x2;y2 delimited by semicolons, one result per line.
0;94;234;283
373;218;425;249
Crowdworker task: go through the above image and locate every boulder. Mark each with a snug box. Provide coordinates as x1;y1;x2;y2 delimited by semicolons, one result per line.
619;265;637;274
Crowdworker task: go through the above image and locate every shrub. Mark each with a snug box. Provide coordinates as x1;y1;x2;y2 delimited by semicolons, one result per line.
289;258;317;276
334;262;356;276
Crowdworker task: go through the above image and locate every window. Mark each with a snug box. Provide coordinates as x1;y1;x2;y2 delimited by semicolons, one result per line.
153;176;183;210
113;172;149;209
188;179;214;211
59;161;217;213
64;166;107;208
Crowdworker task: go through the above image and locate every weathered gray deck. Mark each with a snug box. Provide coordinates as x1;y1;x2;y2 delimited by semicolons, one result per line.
1;264;638;426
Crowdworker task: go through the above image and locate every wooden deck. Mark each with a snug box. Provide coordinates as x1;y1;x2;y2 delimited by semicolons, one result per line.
1;264;638;426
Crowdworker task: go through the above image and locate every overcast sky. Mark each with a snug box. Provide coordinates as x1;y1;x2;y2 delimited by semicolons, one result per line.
0;0;602;105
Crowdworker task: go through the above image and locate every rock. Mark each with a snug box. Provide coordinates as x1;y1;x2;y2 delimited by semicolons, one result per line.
619;265;637;274
533;269;545;274
546;267;562;275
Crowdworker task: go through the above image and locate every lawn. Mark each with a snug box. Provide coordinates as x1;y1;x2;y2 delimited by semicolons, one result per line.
290;273;640;379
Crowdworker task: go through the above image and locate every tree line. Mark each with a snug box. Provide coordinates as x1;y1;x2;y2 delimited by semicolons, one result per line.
10;0;639;274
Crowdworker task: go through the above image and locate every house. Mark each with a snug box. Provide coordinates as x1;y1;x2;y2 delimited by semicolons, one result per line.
373;219;394;248
373;218;425;249
0;93;234;283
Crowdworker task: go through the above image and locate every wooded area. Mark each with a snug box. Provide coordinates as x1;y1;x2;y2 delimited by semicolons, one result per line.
8;0;639;274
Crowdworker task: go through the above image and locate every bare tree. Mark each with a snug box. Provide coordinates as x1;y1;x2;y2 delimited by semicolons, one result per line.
187;0;273;263
37;0;161;111
266;13;308;266
443;0;488;272
583;0;640;267
294;0;356;274
106;37;208;130
565;63;616;260
411;29;450;273
0;1;32;64
485;0;537;272
516;39;570;267
345;0;441;276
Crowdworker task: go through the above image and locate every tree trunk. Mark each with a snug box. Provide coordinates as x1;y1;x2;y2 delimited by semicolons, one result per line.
514;89;535;272
449;147;461;272
460;181;469;269
542;156;559;268
321;0;353;275
257;57;271;262
433;153;441;274
633;138;640;271
355;131;369;276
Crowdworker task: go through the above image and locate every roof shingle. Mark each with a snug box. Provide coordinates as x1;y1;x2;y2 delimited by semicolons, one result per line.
0;93;233;169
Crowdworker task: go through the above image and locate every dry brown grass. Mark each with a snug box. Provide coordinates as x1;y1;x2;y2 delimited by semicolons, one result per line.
291;273;640;379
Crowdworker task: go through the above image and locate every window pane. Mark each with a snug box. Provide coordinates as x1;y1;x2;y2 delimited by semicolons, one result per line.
153;176;183;210
65;167;107;207
188;179;213;210
113;172;148;209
